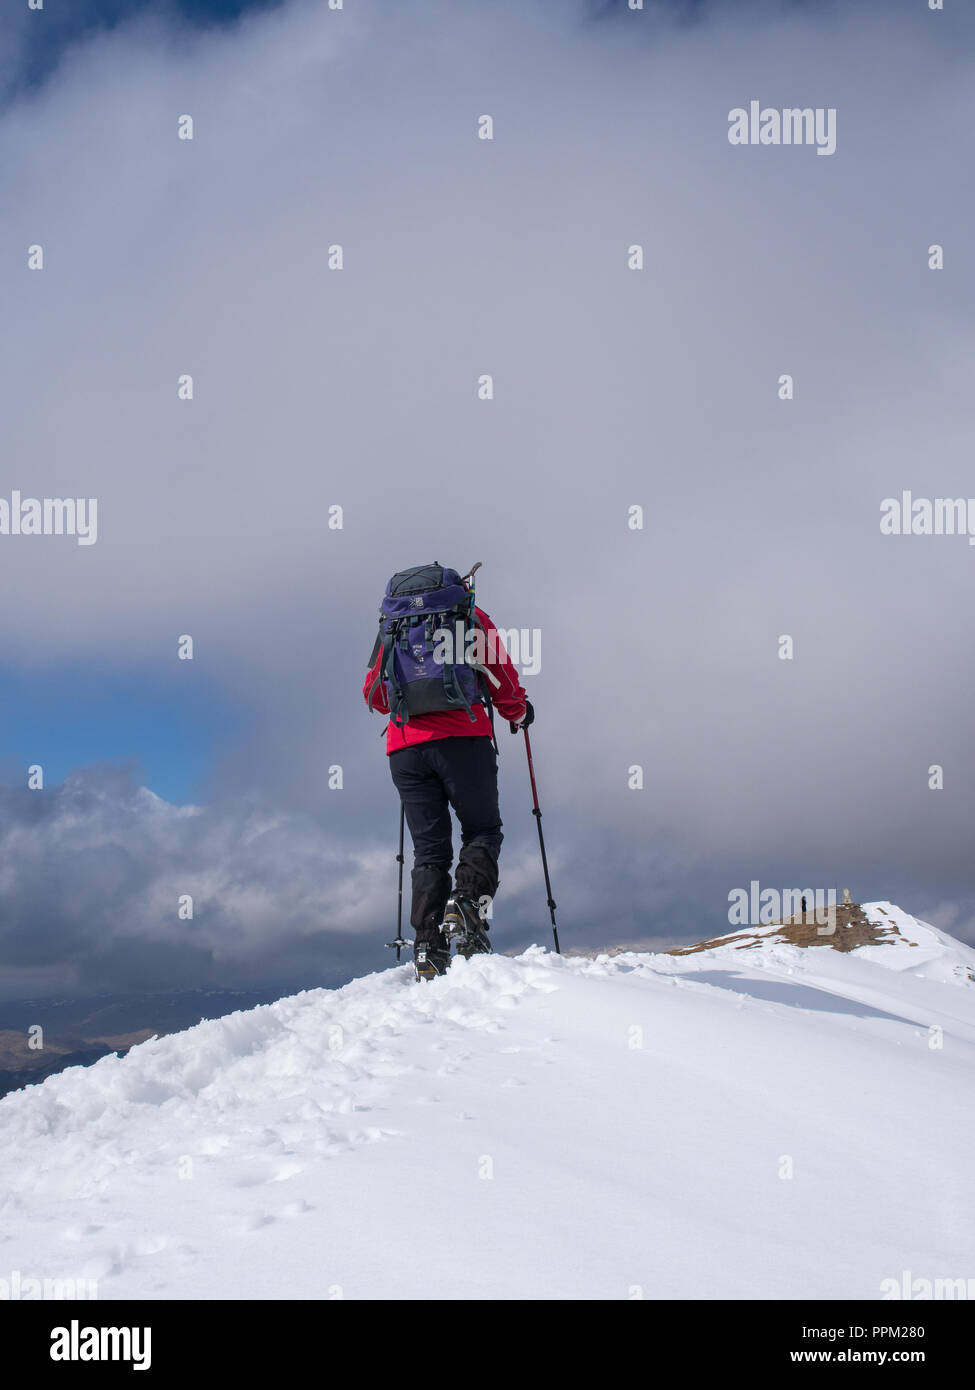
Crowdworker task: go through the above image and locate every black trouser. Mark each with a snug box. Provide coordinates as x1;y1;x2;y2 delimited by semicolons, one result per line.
389;736;502;944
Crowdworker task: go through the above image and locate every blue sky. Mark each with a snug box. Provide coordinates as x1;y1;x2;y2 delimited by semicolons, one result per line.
0;663;246;803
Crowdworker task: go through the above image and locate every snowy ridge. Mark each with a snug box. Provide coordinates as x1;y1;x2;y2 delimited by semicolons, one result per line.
1;907;973;1300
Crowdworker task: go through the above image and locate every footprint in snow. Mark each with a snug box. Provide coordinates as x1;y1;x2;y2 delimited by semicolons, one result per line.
270;1159;304;1182
132;1234;169;1257
279;1199;314;1219
236;1158;303;1186
197;1135;232;1156
346;1126;400;1144
62;1223;104;1242
239;1211;276;1234
235;1168;273;1188
82;1251;122;1280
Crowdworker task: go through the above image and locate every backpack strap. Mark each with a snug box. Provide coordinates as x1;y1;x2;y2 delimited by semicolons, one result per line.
368;617;408;722
365;618;385;712
386;618;411;727
441;657;478;723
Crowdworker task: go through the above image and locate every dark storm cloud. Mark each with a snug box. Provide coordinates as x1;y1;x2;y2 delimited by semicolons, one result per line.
0;0;286;99
0;768;387;999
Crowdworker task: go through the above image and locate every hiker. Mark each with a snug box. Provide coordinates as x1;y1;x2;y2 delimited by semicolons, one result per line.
363;563;532;980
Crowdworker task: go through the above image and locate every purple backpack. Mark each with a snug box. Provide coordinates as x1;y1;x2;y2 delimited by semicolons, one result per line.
366;563;485;728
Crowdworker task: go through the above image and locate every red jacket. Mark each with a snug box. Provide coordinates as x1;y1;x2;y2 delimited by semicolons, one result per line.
363;605;527;755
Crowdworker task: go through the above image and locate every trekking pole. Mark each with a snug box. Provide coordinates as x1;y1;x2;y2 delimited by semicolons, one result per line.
384;803;410;960
522;728;560;954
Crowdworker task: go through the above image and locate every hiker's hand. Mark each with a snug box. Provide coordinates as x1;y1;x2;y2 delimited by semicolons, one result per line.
509;699;534;734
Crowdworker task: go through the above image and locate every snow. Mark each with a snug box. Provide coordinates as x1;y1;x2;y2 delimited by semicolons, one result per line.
1;902;973;1300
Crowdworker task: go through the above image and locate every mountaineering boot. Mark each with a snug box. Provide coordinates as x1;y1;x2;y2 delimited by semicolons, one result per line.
442;895;492;959
414;929;451;982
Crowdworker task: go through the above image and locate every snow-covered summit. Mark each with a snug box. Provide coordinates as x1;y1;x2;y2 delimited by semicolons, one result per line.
670;899;975;983
1;905;972;1300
